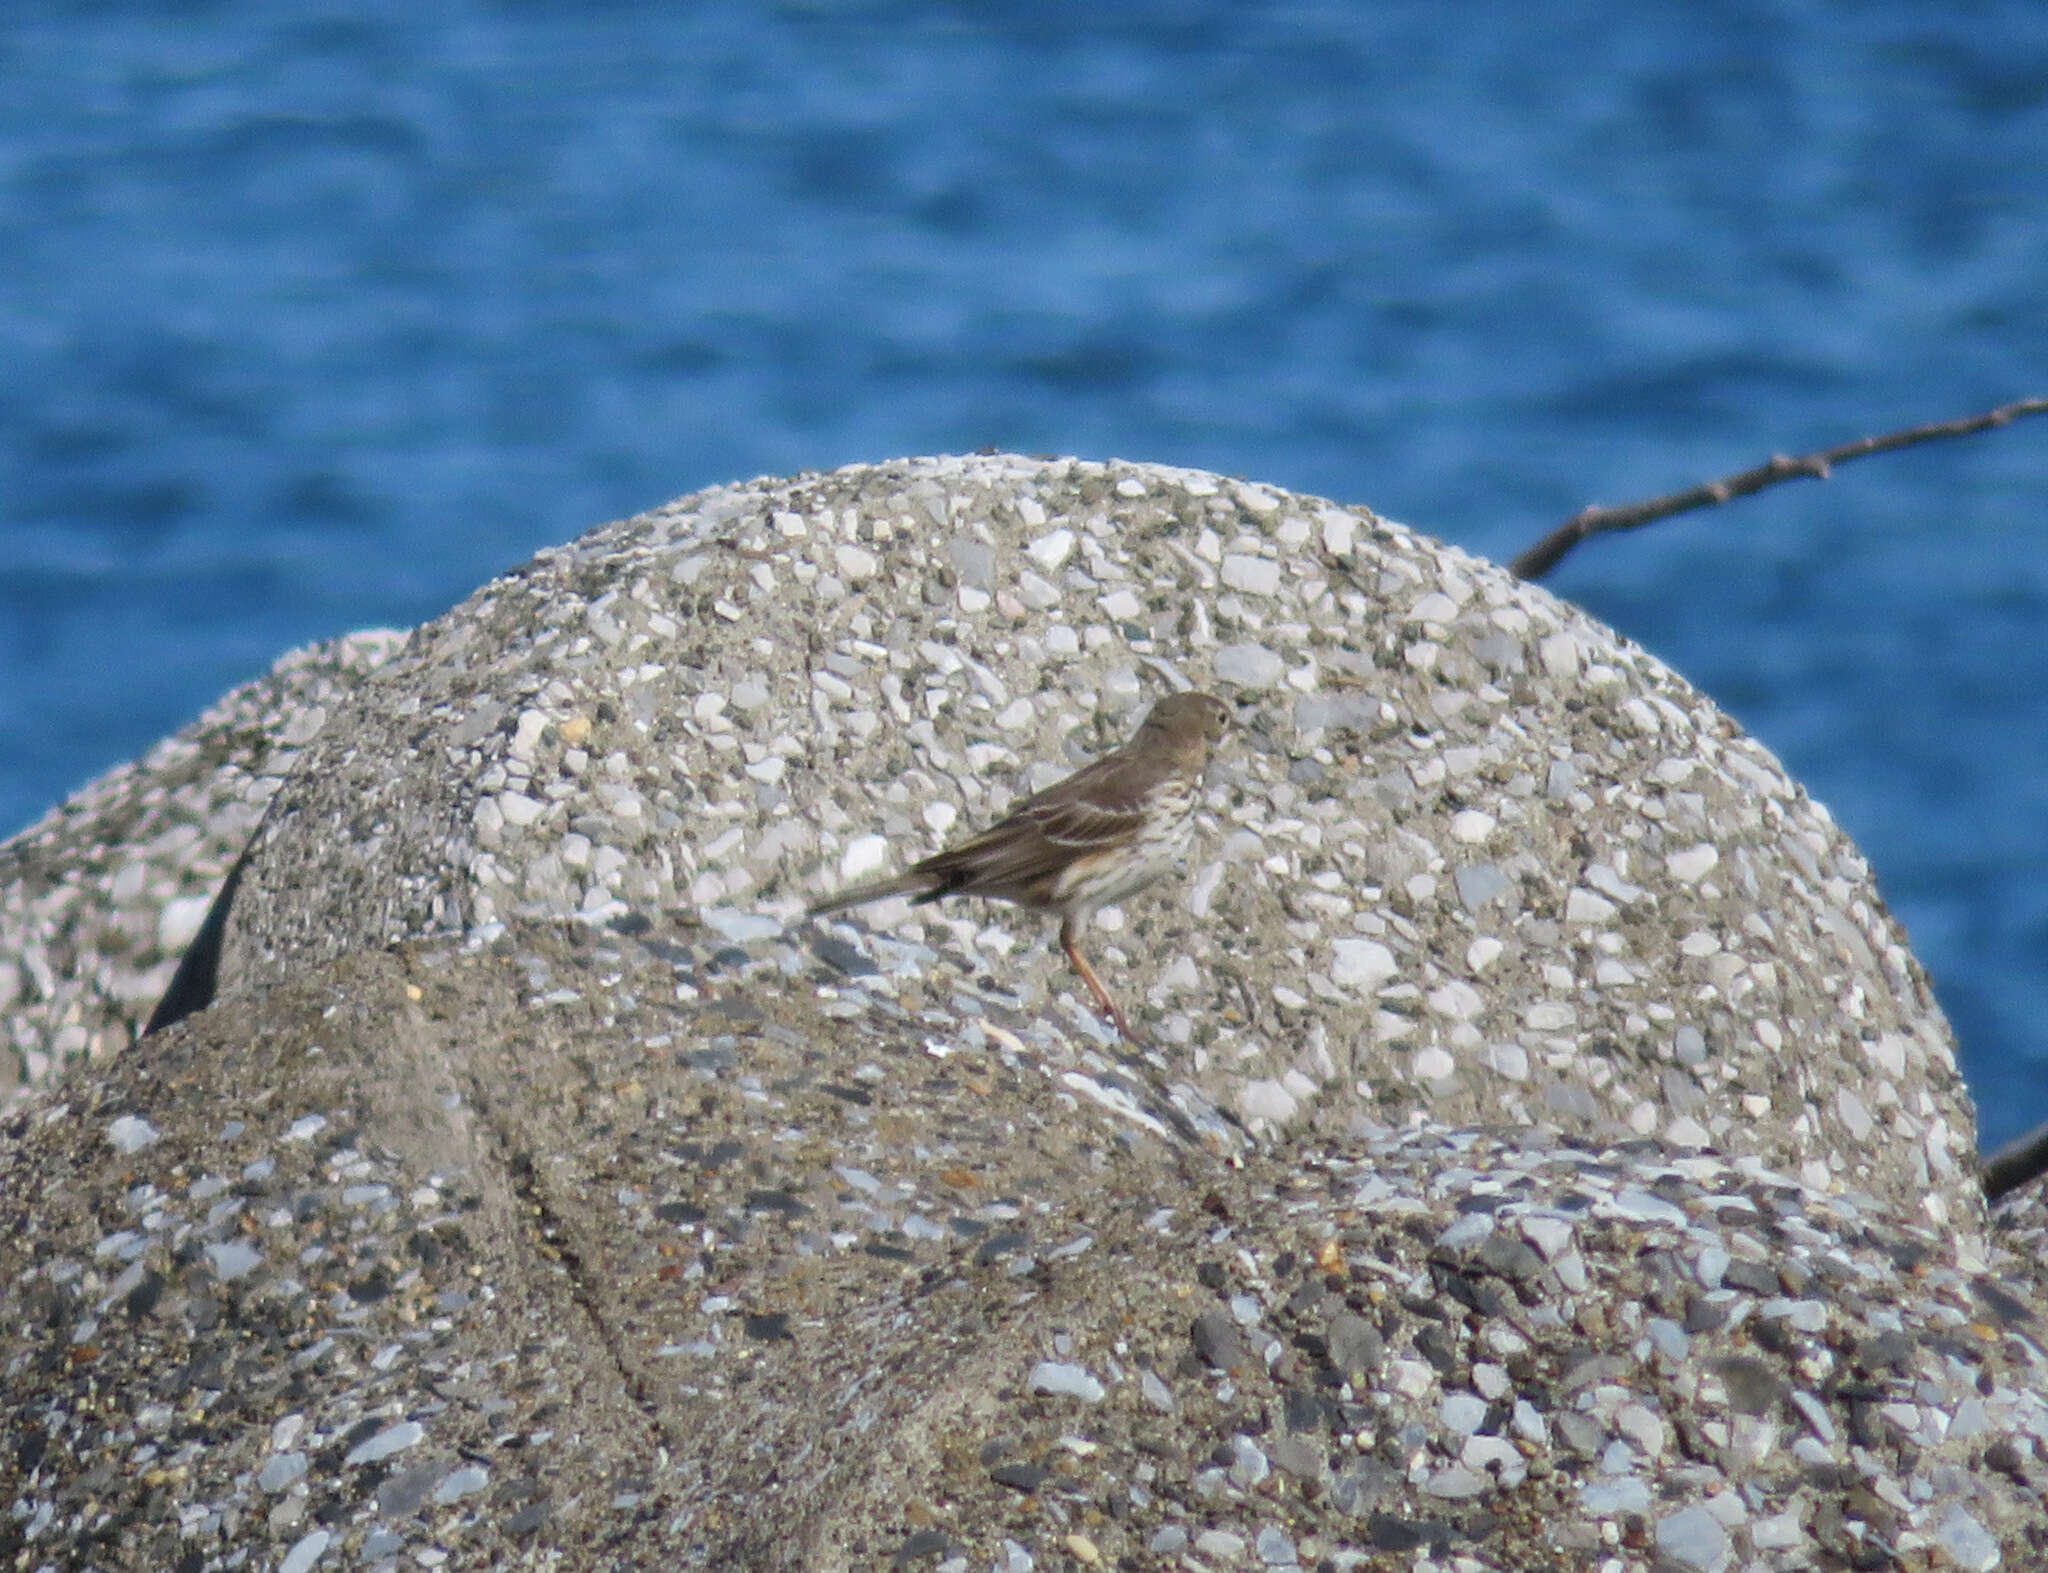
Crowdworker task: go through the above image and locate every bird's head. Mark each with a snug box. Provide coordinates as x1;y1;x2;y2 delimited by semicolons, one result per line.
1144;691;1232;757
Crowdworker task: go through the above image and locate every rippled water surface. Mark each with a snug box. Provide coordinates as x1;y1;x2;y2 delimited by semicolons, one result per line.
2;3;2044;1138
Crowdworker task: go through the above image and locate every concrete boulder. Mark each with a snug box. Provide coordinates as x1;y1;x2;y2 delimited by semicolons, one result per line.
2;454;2034;1571
0;628;405;1093
4;919;2041;1570
208;454;1973;1221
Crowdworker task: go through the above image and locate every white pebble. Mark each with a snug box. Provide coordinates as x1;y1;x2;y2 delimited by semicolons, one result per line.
508;708;549;762
278;1530;332;1573
1665;1116;1711;1148
1028;1361;1106;1403
702;908;781;943
1016;570;1061;610
1582;1479;1653;1516
1220;554;1280;595
434;1465;490;1504
1479;1042;1529;1080
840;835;890;882
1388;1359;1436;1399
1450;809;1495;844
1461;1434;1524;1484
1654;1506;1728;1573
1026;529;1075;570
205;1241;263;1281
1329;938;1396;991
1237;1079;1300;1124
1750;1514;1804;1550
1412;1046;1456;1081
1426;980;1482;1021
1617;1403;1667;1457
1666;844;1719;883
1539;632;1582;679
1835;1087;1873;1141
1520;1216;1575;1259
1212;642;1285;689
1436;1215;1494;1251
344;1420;423;1465
1603;1188;1688;1226
107;1115;161;1154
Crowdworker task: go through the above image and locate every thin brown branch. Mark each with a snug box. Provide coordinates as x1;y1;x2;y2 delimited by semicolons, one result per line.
1509;397;2048;581
1983;1118;2048;1203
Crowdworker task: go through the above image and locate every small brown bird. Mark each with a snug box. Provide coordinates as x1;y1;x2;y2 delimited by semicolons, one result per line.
810;691;1231;1040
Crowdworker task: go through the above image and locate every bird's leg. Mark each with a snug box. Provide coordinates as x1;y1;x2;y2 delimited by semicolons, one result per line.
1060;916;1140;1043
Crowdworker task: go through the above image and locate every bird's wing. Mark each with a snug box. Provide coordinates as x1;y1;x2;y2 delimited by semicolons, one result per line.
910;811;1069;896
905;754;1143;895
1018;780;1148;849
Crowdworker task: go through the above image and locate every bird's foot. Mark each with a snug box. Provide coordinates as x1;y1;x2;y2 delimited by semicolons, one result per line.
1100;999;1150;1049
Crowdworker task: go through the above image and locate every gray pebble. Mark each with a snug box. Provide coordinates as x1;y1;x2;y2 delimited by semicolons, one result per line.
257;1452;307;1493
1654;1504;1729;1572
1255;1524;1299;1565
1193;1307;1250;1371
1229;1434;1270;1488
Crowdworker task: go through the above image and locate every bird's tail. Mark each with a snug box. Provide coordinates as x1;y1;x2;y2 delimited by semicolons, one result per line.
806;870;931;917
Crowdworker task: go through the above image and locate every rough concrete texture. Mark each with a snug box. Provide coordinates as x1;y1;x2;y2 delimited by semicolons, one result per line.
0;628;407;1095
4;922;2043;1571
214;455;1969;1224
3;455;2038;1572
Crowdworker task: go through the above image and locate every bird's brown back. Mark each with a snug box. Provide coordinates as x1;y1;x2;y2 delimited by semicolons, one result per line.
903;691;1228;910
809;691;1229;917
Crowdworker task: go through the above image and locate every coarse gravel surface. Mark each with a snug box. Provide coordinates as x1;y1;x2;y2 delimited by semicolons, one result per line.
1;454;2032;1571
0;628;406;1095
3;920;2042;1571
212;454;1974;1223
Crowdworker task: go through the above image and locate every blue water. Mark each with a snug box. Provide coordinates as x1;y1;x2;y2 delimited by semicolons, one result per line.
3;3;2045;1142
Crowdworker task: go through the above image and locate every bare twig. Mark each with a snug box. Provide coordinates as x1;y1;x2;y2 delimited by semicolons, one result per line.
1509;397;2048;581
1983;1118;2048;1204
